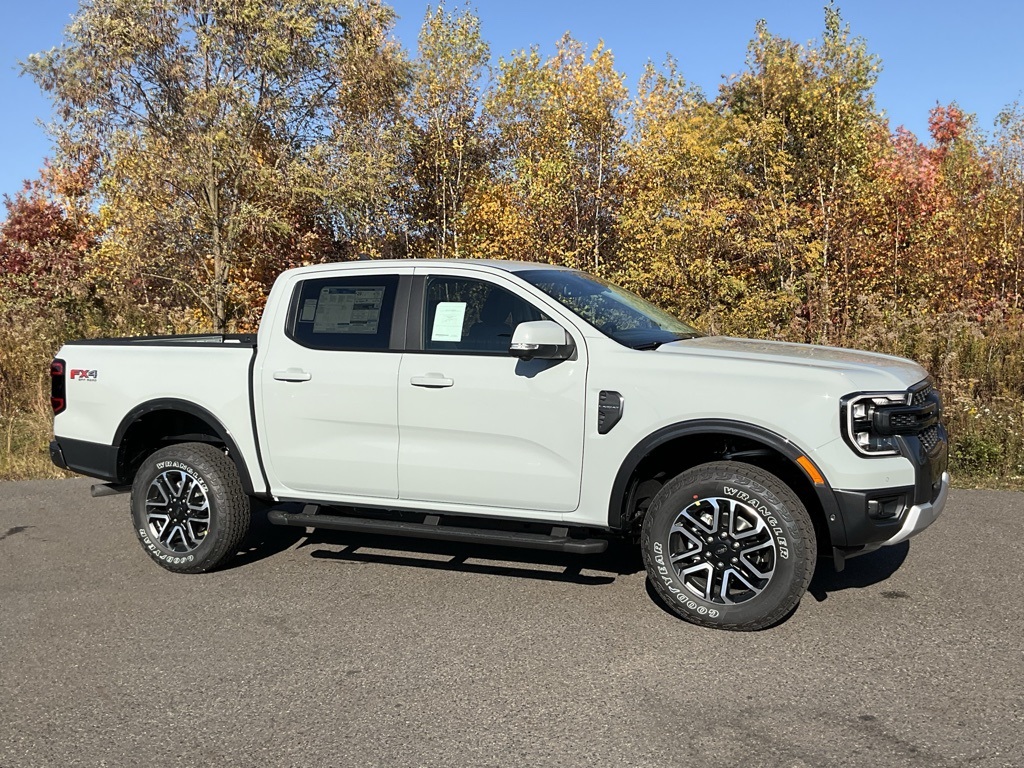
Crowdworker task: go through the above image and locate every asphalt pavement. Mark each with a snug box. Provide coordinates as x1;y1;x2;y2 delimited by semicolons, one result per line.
1;479;1022;768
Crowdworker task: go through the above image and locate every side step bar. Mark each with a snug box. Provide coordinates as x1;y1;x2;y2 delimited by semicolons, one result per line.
91;483;131;498
266;508;608;555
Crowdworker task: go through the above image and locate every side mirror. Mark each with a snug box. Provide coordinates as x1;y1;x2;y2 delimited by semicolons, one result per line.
509;320;575;361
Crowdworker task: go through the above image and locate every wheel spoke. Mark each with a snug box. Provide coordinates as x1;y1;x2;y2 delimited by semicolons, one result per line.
740;541;774;578
720;568;763;603
149;477;171;506
680;499;719;534
667;495;778;605
151;514;170;538
670;547;701;564
168;471;185;500
679;563;714;601
185;519;206;544
187;498;209;513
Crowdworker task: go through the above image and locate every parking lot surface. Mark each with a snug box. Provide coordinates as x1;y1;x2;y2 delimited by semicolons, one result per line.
1;479;1022;767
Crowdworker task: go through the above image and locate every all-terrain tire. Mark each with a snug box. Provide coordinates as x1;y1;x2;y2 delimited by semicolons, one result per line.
640;461;816;631
130;442;251;573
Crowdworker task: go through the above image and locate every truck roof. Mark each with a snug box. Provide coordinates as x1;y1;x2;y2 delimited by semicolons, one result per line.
290;258;574;275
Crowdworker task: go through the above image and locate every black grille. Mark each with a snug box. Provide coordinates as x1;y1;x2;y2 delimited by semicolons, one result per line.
890;413;917;428
911;385;933;406
920;426;940;451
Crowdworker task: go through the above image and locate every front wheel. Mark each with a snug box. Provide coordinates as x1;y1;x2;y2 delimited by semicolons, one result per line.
130;442;251;573
640;461;816;631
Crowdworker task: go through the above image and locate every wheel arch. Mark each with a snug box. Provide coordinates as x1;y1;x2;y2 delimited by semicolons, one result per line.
113;398;257;495
608;419;845;548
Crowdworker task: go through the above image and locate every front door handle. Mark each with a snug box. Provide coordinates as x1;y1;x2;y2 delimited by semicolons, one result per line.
410;373;454;388
274;368;312;382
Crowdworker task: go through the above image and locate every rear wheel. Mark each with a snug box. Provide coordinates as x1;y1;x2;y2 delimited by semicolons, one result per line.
640;461;815;631
130;442;251;573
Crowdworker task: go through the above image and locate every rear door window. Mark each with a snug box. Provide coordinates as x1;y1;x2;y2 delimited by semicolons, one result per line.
288;274;400;351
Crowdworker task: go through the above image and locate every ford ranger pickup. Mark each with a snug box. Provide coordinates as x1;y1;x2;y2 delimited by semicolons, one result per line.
49;259;949;630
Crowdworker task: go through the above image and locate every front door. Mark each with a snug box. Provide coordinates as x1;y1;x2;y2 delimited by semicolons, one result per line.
397;270;587;512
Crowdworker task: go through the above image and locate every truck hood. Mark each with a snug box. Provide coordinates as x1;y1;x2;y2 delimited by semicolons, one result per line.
655;336;928;390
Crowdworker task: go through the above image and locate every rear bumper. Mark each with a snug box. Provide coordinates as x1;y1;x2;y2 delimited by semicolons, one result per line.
49;440;68;470
49;437;119;483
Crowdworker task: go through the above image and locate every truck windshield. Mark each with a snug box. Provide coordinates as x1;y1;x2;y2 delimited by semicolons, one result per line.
518;269;702;349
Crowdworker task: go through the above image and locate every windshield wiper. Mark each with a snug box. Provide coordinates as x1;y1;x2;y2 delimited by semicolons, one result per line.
630;333;700;351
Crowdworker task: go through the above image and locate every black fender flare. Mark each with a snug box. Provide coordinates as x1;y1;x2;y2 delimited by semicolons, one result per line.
113;398;259;495
607;418;846;544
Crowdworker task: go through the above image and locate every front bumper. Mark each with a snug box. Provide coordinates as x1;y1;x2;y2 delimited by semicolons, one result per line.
829;420;948;553
880;471;950;546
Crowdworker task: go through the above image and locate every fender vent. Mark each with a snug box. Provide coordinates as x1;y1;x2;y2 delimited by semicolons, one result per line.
597;391;624;434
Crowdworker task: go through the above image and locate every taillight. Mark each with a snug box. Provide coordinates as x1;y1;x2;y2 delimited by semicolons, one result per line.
50;358;66;415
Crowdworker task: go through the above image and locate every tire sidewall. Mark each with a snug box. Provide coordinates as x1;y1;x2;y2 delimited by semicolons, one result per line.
131;449;225;572
641;463;813;629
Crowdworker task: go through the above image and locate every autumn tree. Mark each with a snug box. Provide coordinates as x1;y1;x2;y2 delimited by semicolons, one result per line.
468;35;627;268
991;101;1024;306
406;3;490;259
0;175;93;314
0;166;100;444
722;5;883;342
26;0;407;332
315;1;410;260
615;61;767;333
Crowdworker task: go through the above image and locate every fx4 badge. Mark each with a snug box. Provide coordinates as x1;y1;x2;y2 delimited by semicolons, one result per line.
69;369;98;382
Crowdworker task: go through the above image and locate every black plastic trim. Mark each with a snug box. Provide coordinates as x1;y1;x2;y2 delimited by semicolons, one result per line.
267;508;608;554
247;352;272;497
62;334;256;347
390;275;412;350
112;398;257;494
405;275;426;351
597;391;624;434
51;437;119;483
607;419;846;544
49;439;67;470
833;485;915;545
90;483;131;498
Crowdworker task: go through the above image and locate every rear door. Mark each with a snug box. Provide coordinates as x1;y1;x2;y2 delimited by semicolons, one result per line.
397;268;588;513
258;267;411;499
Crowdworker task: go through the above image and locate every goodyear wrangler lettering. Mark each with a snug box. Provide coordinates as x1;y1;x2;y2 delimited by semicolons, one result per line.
155;461;209;492
724;486;790;559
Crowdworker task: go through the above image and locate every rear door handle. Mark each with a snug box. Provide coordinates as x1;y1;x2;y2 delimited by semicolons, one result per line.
273;368;312;382
410;373;454;388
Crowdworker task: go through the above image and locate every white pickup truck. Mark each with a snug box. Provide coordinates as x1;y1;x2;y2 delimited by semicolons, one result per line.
50;259;949;630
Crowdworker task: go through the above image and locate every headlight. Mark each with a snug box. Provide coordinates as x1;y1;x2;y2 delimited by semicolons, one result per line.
842;392;909;457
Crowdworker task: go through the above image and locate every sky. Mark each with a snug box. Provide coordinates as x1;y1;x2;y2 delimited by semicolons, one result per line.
1;0;1022;203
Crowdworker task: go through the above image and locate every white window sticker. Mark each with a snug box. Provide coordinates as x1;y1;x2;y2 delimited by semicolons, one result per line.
313;286;385;334
300;299;318;322
431;302;467;342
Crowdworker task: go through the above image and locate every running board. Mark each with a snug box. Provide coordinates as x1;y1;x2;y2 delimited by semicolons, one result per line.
266;508;608;554
91;483;131;498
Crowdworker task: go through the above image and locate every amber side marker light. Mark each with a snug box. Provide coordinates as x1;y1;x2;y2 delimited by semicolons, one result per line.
796;455;825;485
